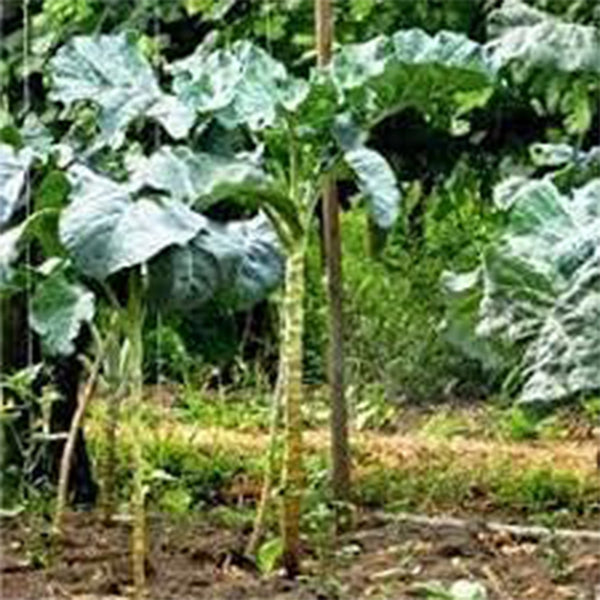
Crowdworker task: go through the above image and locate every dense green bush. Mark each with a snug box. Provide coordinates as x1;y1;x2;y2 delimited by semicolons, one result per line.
339;207;493;403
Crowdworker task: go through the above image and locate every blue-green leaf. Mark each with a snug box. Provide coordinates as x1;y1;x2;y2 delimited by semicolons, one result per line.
456;177;600;405
0;144;34;227
0;209;62;291
344;146;400;229
0;224;25;289
29;270;95;356
171;40;306;131
60;166;206;280
487;2;600;77
331;29;496;129
49;34;195;148
148;213;283;312
486;1;600;133
131;145;268;205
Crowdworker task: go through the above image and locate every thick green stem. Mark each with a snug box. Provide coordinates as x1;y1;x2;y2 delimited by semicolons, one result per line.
126;272;147;599
280;245;305;577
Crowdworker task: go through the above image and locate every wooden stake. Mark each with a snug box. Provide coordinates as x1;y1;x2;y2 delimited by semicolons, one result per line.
316;0;351;503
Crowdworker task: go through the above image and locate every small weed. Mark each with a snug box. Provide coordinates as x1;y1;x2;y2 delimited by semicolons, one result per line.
494;465;589;513
207;505;255;530
353;383;398;431
494;406;567;441
538;535;572;583
157;487;193;515
581;397;600;423
420;410;472;439
175;389;270;431
256;537;283;574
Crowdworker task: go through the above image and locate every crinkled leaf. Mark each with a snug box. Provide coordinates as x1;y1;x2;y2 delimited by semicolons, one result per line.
343;146;400;229
331;29;496;129
486;1;600;132
20;114;54;158
60;165;206;280
218;214;284;309
130;146;300;236
476;178;600;404
530;143;600;190
487;0;551;39
487;2;600;76
131;145;268;205
29;271;95;356
49;34;195;148
171;40;306;131
530;143;579;167
0;144;34;226
148;213;283;312
441;269;508;372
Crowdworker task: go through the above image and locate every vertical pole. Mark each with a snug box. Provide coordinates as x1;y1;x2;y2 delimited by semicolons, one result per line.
315;0;351;503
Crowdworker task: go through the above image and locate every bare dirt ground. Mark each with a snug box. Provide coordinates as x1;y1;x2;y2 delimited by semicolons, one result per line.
1;511;599;600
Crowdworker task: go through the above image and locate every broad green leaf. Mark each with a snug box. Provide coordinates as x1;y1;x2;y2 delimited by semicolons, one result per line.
29;271;95;356
0;209;62;290
49;34;195;148
331;29;496;129
487;2;600;76
131;145;301;238
441;269;507;372
218;214;284;309
343;146;400;229
34;170;70;211
60;166;206;280
461;177;600;405
130;146;268;205
130;145;300;236
148;213;283;312
21;114;54;158
0;144;34;226
171;40;306;131
486;1;600;132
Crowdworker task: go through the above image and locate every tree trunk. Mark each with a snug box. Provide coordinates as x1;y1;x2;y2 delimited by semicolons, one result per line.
280;246;305;578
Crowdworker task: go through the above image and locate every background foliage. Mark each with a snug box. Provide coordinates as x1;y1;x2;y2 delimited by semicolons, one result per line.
1;0;598;407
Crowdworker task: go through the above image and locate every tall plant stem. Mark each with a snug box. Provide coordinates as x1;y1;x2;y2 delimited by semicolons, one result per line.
245;359;284;557
126;271;147;600
316;0;351;503
53;342;106;537
101;388;124;524
280;243;305;578
99;312;125;524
